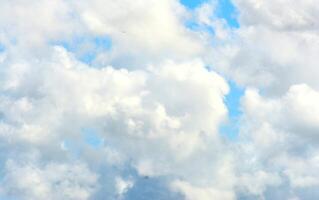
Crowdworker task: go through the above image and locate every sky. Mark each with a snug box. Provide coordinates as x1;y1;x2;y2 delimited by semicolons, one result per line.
0;0;319;200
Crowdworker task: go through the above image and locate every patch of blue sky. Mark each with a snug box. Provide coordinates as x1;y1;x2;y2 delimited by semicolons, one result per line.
124;176;183;200
61;128;104;158
220;81;245;140
0;196;15;200
60;128;103;160
0;43;5;52
180;0;207;9
182;0;242;139
225;81;244;118
0;152;6;185
53;35;112;65
85;36;112;63
182;0;239;28
205;66;244;140
216;0;239;28
185;20;215;35
81;127;104;148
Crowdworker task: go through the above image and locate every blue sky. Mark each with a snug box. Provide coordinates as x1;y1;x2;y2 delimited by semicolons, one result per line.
181;0;239;27
55;36;112;64
181;0;243;139
221;81;244;140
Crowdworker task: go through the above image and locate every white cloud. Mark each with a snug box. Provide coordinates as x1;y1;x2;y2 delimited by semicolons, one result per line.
0;0;206;67
209;0;319;95
235;84;319;198
234;0;319;31
171;180;235;200
115;177;134;198
1;160;98;200
237;170;282;196
242;84;319;142
0;0;80;48
1;0;319;199
0;45;231;199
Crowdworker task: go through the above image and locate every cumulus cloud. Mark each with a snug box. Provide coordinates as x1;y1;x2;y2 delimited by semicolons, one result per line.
209;0;319;95
0;44;231;199
204;0;319;198
0;0;205;67
1;0;319;199
77;0;204;65
235;84;319;198
0;160;98;200
234;0;319;31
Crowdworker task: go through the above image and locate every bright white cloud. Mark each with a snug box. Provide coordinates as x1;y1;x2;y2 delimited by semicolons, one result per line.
236;84;319;198
1;0;319;199
0;45;231;199
1;160;98;200
77;0;204;64
209;0;319;95
0;0;205;67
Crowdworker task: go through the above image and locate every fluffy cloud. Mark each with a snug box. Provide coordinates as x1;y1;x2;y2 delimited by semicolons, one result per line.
203;3;319;197
0;160;98;200
77;0;204;65
234;0;319;31
1;0;319;199
236;84;319;198
0;0;205;67
210;0;319;95
0;45;231;199
242;84;319;144
0;0;80;48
